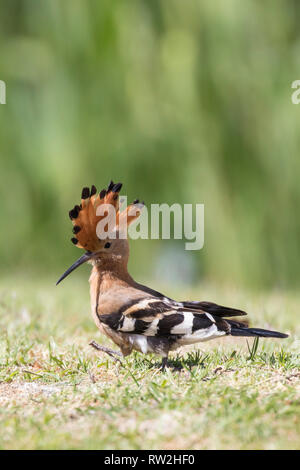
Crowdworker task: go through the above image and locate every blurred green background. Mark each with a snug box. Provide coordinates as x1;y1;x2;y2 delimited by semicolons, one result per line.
0;0;300;289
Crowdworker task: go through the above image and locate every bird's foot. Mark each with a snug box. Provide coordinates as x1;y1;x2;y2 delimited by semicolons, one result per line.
89;340;123;364
161;356;169;370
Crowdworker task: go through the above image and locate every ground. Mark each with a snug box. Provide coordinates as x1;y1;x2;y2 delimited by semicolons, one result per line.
0;275;299;450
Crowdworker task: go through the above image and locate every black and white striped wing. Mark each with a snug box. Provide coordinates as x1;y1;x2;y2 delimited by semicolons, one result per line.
100;298;230;342
133;282;248;318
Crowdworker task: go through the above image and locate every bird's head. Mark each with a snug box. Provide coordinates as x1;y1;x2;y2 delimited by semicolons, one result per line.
56;181;144;285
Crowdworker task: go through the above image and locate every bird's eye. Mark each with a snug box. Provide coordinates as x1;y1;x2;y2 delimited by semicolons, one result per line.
104;242;111;249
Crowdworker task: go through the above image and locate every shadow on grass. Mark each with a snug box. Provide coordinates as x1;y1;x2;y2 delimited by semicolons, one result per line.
139;351;210;371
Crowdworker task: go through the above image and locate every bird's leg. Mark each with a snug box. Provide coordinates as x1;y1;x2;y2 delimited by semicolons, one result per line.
161;356;169;370
89;340;123;364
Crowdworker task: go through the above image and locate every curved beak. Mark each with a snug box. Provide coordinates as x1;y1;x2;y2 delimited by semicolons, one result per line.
56;251;94;285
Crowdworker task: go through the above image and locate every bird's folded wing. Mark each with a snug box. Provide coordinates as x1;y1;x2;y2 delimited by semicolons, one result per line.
99;298;235;337
133;283;247;317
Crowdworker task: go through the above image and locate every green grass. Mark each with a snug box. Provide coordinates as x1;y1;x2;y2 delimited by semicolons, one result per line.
0;276;299;450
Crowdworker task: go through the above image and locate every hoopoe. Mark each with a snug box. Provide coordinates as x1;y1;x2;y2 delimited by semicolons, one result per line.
57;181;288;368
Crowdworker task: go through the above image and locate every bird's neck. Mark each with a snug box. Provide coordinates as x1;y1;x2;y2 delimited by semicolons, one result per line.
89;259;134;293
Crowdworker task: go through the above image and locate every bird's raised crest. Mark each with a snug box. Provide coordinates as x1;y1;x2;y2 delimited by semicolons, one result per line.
68;180;143;252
